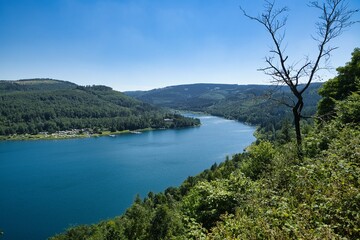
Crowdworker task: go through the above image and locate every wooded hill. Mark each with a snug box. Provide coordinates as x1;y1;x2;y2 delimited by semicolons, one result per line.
126;83;322;136
0;79;199;136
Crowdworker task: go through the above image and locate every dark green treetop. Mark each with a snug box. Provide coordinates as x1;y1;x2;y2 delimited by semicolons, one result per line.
318;48;360;121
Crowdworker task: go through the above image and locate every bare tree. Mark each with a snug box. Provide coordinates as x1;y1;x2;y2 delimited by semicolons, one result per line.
241;0;358;156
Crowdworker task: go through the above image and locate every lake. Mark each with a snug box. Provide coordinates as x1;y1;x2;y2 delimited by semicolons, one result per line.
0;114;255;240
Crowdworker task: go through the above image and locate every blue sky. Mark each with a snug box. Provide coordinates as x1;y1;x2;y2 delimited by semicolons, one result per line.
0;0;359;91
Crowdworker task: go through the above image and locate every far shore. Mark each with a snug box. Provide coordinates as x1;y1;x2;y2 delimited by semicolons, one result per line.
0;124;202;142
0;128;154;141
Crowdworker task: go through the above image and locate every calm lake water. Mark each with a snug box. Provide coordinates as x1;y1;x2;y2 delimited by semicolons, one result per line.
0;114;255;240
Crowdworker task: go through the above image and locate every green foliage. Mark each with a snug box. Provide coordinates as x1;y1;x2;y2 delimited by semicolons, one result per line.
337;92;360;123
318;48;360;121
207;124;359;239
122;202;152;239
149;205;184;240
182;179;237;229
240;141;275;180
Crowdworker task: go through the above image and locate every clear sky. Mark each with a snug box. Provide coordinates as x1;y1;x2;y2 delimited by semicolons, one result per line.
0;0;359;91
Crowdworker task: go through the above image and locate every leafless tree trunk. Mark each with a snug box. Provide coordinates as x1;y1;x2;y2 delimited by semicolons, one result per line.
241;0;358;157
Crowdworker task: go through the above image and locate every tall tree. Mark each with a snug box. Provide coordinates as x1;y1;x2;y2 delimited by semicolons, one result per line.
241;0;358;156
318;48;360;121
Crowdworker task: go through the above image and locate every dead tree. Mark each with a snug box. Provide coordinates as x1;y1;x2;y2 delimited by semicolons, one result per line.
241;0;358;156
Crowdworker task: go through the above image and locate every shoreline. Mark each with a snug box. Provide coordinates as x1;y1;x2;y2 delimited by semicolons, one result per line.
0;128;153;141
0;124;201;142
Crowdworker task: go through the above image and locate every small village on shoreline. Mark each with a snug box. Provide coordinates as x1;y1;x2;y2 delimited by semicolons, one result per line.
0;128;145;141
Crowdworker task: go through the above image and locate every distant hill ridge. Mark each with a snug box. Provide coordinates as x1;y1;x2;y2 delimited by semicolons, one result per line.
125;82;323;135
126;83;271;103
0;78;78;91
126;83;321;104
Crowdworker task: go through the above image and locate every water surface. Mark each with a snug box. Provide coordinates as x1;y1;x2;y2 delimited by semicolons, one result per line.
0;114;255;239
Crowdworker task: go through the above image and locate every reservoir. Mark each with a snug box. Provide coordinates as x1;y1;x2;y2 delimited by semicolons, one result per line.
0;114;255;240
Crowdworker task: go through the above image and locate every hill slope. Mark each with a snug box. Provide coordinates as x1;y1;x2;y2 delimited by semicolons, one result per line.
126;83;322;130
0;79;199;137
126;83;271;110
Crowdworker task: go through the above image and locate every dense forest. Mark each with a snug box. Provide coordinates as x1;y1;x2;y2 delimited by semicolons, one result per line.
50;50;359;239
126;82;322;140
0;79;200;137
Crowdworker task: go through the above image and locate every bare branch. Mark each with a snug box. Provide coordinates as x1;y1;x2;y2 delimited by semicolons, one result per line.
264;85;296;108
270;95;295;108
241;0;358;151
295;62;312;85
302;0;359;94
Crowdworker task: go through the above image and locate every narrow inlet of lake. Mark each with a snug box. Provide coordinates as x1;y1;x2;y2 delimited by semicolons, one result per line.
0;114;255;240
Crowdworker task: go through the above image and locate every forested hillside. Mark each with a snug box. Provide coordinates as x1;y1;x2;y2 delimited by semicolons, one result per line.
0;79;199;137
50;50;359;239
126;83;322;136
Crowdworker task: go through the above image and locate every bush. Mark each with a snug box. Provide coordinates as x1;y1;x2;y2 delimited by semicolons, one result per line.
240;141;275;180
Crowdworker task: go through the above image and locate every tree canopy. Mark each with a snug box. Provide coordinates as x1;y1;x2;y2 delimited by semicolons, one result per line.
318;48;360;121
